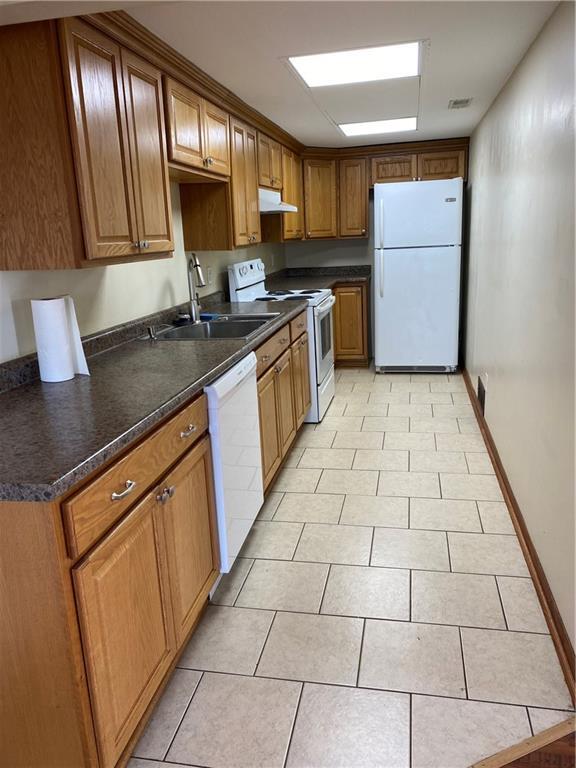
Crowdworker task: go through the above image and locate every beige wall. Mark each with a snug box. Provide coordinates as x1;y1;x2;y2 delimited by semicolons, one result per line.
466;3;575;643
0;183;285;363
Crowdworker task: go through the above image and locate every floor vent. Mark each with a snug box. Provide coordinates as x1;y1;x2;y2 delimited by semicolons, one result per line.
477;377;486;416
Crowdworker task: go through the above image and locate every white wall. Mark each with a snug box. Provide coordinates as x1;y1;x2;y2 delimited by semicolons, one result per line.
285;199;373;269
0;183;284;363
466;3;575;643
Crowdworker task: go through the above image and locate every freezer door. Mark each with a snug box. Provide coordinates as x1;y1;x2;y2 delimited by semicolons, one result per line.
374;178;463;248
374;246;461;368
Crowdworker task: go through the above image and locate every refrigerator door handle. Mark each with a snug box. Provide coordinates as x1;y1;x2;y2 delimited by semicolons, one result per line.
378;199;385;249
377;250;384;298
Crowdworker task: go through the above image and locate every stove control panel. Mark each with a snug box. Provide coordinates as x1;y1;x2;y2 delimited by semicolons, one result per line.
228;258;267;301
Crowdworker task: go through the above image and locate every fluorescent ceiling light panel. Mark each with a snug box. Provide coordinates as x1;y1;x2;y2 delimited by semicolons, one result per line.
289;42;420;87
339;117;418;137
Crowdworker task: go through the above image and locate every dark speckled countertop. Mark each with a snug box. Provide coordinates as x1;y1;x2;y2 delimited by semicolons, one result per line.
0;301;306;502
267;266;371;293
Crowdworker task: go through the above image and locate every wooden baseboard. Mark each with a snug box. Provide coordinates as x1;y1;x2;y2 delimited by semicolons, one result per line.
471;716;575;768
463;370;575;704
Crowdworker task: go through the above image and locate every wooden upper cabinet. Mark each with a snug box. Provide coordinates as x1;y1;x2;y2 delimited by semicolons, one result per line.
304;158;338;239
73;491;174;768
371;154;418;184
203;100;231;175
164;77;230;176
122;50;173;254
418;150;466;180
339;158;368;237
60;18;139;260
164;77;204;169
282;147;304;240
258;133;282;189
161;437;219;646
230;117;260;246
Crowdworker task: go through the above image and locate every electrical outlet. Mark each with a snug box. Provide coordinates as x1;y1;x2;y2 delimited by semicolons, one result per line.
207;266;213;285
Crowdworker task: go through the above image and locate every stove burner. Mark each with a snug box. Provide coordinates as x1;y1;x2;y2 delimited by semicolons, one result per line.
283;295;310;301
298;289;321;294
267;290;294;296
255;296;275;301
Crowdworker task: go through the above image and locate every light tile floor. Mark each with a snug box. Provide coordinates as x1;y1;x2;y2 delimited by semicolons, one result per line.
130;370;573;768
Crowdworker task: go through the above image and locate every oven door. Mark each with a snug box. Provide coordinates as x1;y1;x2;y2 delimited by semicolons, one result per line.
313;295;336;385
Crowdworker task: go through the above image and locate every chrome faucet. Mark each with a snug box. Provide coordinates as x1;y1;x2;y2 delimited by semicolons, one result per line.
187;253;206;324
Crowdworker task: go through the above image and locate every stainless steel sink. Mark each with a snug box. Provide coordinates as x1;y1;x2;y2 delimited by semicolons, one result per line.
155;319;269;340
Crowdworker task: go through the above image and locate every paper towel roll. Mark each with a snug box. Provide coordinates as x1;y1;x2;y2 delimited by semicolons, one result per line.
31;296;89;383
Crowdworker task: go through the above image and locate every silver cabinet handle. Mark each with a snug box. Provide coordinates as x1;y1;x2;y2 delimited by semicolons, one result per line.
300;337;307;347
280;337;289;344
142;240;150;249
274;365;282;374
111;479;136;501
261;354;271;362
156;485;176;504
180;423;197;439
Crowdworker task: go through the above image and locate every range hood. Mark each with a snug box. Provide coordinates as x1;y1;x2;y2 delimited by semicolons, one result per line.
258;188;298;214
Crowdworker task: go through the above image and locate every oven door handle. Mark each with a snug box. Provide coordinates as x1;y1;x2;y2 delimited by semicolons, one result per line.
313;295;336;317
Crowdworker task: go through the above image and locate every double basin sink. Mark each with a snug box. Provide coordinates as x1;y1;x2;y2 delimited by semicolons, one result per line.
148;313;280;342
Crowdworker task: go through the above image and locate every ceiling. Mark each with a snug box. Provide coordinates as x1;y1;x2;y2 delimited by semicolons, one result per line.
1;1;557;147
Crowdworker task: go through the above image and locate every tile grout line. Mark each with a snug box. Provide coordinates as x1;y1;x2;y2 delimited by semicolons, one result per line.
180;666;573;712
231;558;257;607
446;531;453;572
160;670;205;763
252;610;278;678
458;626;470;700
409;692;413;768
526;707;535;737
281;681;305;768
494;575;510;630
317;562;332;615
355;618;367;687
290;523;306;561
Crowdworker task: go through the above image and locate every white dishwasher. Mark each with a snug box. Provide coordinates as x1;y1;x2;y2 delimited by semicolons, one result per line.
204;352;263;572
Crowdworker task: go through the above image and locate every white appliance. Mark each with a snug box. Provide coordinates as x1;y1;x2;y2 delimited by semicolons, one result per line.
204;352;263;572
373;177;463;372
227;259;335;422
258;188;298;213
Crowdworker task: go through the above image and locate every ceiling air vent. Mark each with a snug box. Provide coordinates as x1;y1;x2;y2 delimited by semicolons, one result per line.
448;98;473;109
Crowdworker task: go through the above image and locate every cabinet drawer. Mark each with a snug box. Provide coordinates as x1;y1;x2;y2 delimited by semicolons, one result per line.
255;325;291;377
63;395;208;558
289;311;307;342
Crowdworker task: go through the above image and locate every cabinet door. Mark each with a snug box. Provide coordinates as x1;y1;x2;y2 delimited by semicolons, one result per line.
304;158;337;238
274;349;297;457
291;332;311;428
162;437;219;646
282;148;304;240
163;77;204;170
60;18;139;260
245;125;261;244
202;99;230;175
122;50;173;254
258;134;283;189
73;491;173;768
371;154;418;184
418;150;466;180
334;284;367;361
339;158;368;237
257;366;282;489
230;119;250;245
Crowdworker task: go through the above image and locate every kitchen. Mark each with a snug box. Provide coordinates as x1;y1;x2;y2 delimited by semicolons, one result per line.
0;2;574;767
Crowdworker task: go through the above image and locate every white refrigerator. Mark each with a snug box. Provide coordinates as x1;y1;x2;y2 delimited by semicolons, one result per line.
373;177;463;371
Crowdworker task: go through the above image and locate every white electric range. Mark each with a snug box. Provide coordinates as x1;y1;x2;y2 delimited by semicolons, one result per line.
228;259;335;422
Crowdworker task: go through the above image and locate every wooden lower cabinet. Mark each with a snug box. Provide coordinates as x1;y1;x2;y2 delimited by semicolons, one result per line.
257;344;300;490
161;437;220;646
257;366;283;488
334;283;369;365
291;332;312;428
73;434;219;768
73;491;174;768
